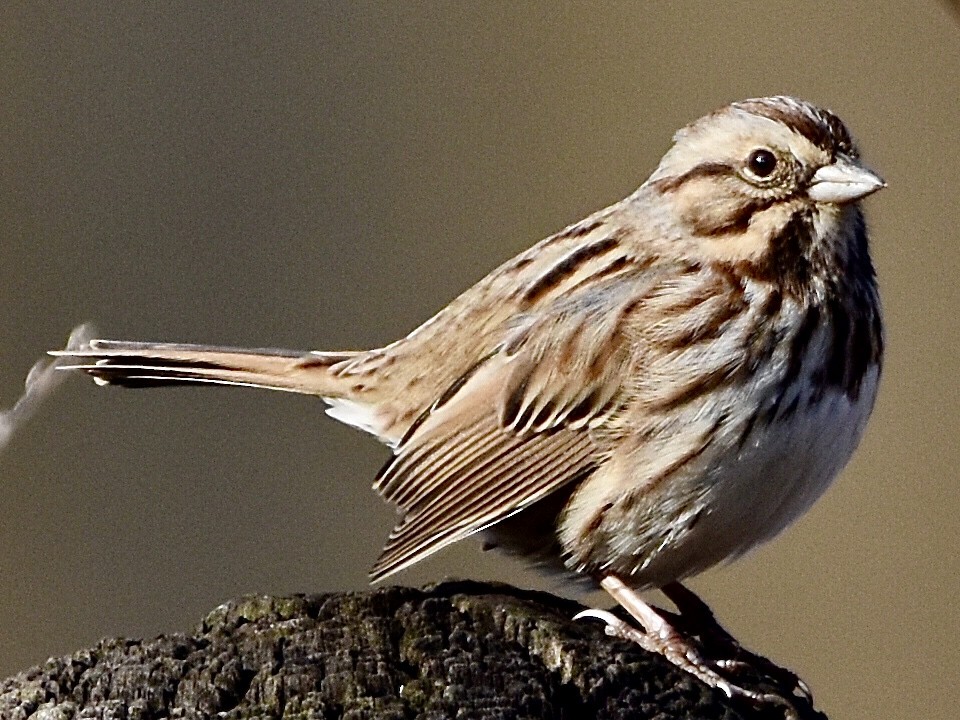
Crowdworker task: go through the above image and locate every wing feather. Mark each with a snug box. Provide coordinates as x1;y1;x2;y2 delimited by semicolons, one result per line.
369;274;646;581
371;418;594;580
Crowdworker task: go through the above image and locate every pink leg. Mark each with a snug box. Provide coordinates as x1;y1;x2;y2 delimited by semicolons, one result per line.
575;575;803;716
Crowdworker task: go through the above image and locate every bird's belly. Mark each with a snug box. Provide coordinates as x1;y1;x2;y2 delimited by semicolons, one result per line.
624;371;879;588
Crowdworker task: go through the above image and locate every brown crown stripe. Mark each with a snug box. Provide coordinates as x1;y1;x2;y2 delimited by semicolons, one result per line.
734;99;856;157
522;236;621;303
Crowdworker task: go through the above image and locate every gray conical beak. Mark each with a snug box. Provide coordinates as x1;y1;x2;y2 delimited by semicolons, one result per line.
807;158;886;204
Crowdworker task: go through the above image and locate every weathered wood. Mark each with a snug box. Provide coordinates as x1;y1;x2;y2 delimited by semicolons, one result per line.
0;581;824;719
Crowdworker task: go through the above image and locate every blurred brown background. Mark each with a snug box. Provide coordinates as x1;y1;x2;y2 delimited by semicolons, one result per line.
1;2;957;719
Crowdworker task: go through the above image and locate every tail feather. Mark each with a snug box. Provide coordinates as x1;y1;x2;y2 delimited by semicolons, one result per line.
50;339;358;397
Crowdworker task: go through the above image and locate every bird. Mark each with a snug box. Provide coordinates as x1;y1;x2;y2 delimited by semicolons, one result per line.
52;96;885;704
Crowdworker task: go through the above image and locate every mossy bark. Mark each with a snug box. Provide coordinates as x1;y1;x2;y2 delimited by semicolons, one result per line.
0;581;825;720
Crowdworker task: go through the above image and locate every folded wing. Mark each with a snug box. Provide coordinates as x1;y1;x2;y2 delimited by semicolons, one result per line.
370;278;642;580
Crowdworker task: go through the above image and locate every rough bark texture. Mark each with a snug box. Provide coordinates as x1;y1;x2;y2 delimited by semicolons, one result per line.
0;581;825;720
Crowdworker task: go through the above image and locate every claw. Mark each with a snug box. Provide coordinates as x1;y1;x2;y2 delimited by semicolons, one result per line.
572;608;621;624
576;576;813;717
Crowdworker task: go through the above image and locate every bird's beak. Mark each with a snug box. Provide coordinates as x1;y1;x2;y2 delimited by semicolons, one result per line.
807;158;886;204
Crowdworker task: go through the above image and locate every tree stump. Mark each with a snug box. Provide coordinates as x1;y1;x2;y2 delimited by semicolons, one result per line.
0;581;825;719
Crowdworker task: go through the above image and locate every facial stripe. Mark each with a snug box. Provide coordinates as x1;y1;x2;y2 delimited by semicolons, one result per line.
732;210;815;296
690;197;778;238
651;162;733;193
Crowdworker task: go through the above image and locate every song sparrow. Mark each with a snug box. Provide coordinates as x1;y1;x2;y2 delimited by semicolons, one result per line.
53;96;884;705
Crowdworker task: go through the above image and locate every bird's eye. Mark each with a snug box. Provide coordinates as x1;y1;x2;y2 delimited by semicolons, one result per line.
746;149;777;178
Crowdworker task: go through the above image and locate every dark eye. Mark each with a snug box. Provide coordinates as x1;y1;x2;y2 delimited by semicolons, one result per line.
746;148;777;178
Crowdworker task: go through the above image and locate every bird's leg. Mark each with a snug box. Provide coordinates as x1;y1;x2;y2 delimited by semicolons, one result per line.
576;576;748;698
575;575;805;716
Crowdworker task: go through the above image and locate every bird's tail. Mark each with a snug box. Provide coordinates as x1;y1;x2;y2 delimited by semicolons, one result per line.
50;338;360;397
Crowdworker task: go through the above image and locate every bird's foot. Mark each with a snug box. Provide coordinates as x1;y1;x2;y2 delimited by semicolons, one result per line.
575;576;817;719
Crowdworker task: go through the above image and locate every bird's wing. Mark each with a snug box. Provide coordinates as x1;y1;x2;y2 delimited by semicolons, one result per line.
369;279;642;581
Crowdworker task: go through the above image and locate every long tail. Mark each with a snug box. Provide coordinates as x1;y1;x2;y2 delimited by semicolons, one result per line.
50;339;360;397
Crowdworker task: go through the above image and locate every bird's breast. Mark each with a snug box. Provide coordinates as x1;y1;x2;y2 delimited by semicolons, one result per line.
556;289;881;589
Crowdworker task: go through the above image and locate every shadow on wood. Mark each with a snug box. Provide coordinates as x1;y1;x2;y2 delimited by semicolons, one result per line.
0;581;826;719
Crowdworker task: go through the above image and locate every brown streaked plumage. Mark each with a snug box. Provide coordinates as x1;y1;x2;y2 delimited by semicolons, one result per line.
52;96;884;706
